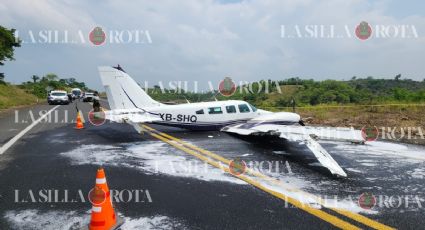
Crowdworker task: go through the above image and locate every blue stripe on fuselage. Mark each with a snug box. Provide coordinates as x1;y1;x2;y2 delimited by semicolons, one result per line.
152;119;248;131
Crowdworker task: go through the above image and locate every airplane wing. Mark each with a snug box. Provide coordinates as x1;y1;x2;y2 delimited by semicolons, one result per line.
103;108;161;123
222;123;365;177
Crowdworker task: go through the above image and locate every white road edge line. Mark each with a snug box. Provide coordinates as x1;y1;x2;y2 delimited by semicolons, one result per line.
0;105;61;155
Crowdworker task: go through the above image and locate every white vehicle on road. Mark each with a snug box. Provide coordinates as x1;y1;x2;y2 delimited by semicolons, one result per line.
83;92;94;102
82;92;100;102
71;88;82;99
47;90;69;105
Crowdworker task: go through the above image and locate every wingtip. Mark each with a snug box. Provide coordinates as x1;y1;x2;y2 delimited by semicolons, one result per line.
332;169;347;178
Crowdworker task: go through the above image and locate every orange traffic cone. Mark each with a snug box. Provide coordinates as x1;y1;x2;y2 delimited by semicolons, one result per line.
88;168;124;230
75;111;84;129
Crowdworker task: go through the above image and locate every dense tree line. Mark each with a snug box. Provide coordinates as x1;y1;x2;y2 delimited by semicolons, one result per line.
19;74;88;98
147;76;425;107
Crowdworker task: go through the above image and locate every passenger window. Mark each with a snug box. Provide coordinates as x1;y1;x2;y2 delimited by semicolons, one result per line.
196;109;204;114
226;105;236;113
238;104;251;113
249;103;257;112
208;107;223;114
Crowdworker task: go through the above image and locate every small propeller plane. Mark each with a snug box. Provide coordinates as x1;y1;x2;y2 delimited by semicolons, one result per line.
98;66;365;177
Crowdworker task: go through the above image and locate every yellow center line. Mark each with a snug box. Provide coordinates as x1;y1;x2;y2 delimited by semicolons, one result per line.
148;131;361;230
141;124;395;230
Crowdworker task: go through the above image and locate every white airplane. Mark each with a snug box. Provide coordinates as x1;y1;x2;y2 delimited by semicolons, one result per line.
98;66;365;177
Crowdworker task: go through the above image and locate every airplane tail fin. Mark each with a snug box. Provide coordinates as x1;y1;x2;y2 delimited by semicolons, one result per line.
98;66;162;110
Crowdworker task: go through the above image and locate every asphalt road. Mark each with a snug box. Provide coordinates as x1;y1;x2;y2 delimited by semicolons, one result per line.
0;100;424;229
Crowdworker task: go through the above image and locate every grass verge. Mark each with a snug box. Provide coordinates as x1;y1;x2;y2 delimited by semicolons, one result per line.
0;84;40;110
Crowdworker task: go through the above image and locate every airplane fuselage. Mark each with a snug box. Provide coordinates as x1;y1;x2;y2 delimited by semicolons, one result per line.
146;100;270;130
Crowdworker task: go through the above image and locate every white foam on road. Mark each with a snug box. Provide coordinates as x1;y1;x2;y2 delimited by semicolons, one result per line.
125;140;368;213
4;209;185;230
408;168;425;179
166;139;370;214
333;141;425;162
60;142;245;184
4;209;87;230
121;215;187;230
60;142;368;213
330;140;425;184
249;174;375;214
61;144;125;166
125;142;246;184
345;168;363;173
60;139;425;215
322;198;378;214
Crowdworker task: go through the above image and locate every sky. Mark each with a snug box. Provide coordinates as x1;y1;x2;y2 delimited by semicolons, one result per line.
0;0;424;91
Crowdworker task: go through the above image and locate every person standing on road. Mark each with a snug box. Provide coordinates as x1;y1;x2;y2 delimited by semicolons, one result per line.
93;91;101;112
290;97;296;113
92;91;102;120
67;93;73;103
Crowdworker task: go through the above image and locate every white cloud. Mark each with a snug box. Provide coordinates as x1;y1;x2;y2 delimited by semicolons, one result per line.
0;0;96;31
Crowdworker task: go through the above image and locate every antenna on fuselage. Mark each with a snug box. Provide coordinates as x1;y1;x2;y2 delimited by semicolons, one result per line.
182;96;190;104
212;90;220;101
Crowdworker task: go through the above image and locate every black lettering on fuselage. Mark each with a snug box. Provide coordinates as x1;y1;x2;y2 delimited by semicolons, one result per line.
159;113;165;120
159;113;197;123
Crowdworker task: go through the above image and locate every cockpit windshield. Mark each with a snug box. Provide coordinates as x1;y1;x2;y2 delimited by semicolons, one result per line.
248;103;257;112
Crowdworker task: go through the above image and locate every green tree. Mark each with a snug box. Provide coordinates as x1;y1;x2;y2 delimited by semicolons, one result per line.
0;72;5;84
31;75;40;83
395;74;401;81
44;73;58;81
0;26;21;66
65;78;76;85
393;88;409;100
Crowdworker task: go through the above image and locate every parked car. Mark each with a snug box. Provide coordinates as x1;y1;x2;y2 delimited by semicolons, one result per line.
48;90;69;105
83;92;95;102
83;92;99;102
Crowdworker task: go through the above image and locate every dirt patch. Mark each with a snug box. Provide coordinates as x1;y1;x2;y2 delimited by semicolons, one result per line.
295;105;425;145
